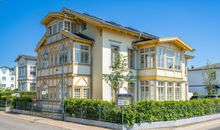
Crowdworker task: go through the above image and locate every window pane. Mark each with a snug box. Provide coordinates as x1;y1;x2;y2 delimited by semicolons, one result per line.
140;54;144;68
75;50;81;63
74;88;80;98
157;48;165;68
111;45;119;64
58;22;63;32
141;87;145;100
128;49;134;69
83;88;89;98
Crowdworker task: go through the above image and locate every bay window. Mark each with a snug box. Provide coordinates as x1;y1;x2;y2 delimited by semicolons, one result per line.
140;81;150;100
47;20;79;36
75;43;90;64
139;47;155;68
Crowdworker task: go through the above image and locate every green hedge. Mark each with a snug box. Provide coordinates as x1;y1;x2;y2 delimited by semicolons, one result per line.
64;98;122;123
11;97;33;110
0;91;36;101
64;98;220;125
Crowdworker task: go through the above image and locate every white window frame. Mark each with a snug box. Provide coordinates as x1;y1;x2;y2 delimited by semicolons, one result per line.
157;47;165;68
158;81;165;101
74;43;90;64
140;81;150;100
167;82;173;100
139;47;155;69
175;82;181;100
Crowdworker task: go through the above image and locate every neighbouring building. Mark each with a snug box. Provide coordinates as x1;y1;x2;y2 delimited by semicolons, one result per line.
188;63;220;95
35;8;193;106
0;66;16;90
15;55;37;91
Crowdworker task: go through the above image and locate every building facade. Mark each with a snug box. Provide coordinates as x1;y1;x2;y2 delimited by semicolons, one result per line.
0;66;16;90
36;8;193;105
188;63;220;95
15;55;37;91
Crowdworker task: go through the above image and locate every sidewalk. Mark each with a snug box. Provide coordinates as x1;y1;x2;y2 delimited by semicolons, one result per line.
152;118;220;130
0;111;111;130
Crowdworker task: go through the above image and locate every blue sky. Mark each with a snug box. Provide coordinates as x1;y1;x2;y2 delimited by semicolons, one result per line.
0;0;220;67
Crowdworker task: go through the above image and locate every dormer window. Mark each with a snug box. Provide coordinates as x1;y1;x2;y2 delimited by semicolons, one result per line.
47;20;79;36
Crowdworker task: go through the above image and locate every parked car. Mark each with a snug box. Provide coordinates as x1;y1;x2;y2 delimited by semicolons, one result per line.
206;95;218;99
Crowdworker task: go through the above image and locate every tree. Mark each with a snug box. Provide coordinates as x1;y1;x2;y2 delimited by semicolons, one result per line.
103;54;134;101
193;91;200;96
0;82;2;92
202;62;218;95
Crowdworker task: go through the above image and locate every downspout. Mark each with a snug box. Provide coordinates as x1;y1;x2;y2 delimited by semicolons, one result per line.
90;42;94;98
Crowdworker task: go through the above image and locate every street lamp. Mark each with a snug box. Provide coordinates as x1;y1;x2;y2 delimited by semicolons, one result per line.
59;45;67;121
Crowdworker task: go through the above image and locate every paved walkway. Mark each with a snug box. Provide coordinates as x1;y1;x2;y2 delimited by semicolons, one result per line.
1;111;220;130
151;118;220;130
0;111;111;130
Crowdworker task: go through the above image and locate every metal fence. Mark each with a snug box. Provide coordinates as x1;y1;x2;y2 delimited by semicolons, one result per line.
13;101;62;113
3;100;220;125
12;101;123;123
0;100;6;108
65;104;123;124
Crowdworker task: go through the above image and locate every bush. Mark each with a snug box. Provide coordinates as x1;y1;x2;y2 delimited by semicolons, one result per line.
11;97;33;110
0;91;36;101
64;98;122;123
65;98;220;125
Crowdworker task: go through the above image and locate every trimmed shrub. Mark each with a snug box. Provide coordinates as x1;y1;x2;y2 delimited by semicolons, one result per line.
65;98;220;125
11;97;33;110
64;98;122;123
0;91;36;101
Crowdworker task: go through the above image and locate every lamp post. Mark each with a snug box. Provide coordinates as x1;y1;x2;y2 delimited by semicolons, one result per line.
60;45;66;121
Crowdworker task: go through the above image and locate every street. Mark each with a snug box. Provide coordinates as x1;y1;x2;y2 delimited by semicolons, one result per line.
0;114;64;130
0;111;109;130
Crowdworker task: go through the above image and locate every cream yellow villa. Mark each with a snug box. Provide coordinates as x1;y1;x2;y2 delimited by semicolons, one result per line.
35;8;194;105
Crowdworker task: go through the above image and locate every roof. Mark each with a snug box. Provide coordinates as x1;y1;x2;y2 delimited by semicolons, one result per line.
35;30;94;51
15;55;37;62
185;54;194;59
133;37;194;52
0;66;15;70
189;63;220;71
41;8;158;39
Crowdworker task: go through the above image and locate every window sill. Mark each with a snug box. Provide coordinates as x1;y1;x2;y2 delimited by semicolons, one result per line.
74;63;91;66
